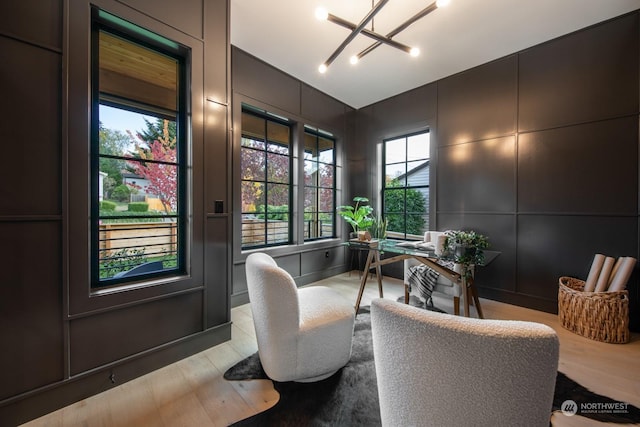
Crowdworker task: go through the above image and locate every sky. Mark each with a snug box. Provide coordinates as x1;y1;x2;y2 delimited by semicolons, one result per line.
100;104;155;134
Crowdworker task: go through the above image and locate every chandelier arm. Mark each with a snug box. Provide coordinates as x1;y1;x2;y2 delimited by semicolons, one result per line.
327;13;412;54
321;0;389;68
356;2;439;60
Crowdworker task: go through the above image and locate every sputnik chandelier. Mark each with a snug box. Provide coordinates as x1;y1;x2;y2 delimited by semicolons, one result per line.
315;0;451;73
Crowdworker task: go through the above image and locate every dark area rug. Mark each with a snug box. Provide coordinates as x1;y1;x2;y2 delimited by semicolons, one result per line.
225;307;640;426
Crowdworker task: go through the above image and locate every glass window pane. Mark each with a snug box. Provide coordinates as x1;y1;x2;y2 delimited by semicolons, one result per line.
385;163;406;187
241;147;265;181
99;30;178;112
318;164;334;187
304;159;317;186
407;133;430;161
241;181;265;214
267;183;289;210
304;133;317;161
385;213;405;234
267;152;289;183
242;113;265;141
385;138;406;164
406;160;428;188
242;214;265;247
304;187;317;210
267;120;290;149
319;188;334;213
318;137;334;163
241;137;265;150
384;189;405;213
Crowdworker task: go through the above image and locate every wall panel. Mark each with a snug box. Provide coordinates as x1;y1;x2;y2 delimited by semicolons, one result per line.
0;36;61;216
0;0;61;49
232;47;301;115
518;117;638;214
69;292;203;375
205;216;229;328
118;0;204;39
518;13;639;132
517;215;638;300
437;136;516;213
0;222;62;400
437;55;517;146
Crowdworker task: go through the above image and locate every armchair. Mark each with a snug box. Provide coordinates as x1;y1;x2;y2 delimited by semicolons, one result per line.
371;298;559;427
245;252;355;382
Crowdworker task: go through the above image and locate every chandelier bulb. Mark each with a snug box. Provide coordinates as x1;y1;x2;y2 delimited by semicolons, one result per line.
315;7;329;20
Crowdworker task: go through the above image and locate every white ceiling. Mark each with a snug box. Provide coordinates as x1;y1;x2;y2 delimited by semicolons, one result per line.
231;0;640;109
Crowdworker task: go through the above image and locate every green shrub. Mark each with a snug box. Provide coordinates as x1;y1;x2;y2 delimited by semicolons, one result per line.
111;184;131;202
98;210;167;223
100;200;117;211
128;202;149;212
256;204;289;221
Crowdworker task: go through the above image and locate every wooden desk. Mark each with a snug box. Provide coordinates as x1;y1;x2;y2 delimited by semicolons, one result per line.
351;240;496;318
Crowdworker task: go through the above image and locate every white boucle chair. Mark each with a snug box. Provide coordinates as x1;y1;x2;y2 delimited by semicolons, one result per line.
404;231;467;315
245;252;355;382
371;298;559;427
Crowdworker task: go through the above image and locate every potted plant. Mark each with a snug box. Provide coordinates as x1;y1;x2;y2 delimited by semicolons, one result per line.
337;196;374;240
369;214;387;240
443;230;489;266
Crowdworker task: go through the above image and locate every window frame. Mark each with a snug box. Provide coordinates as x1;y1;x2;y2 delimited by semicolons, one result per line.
89;7;189;289
382;130;431;240
240;106;294;250
303;126;336;242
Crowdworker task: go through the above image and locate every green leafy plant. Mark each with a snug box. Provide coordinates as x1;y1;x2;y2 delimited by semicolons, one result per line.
337;196;374;234
443;230;489;266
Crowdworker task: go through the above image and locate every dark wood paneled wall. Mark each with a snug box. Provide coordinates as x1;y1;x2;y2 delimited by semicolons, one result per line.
230;47;355;305
0;0;232;424
355;11;640;329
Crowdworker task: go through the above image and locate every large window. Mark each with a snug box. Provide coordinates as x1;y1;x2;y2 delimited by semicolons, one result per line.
383;131;430;239
240;108;292;248
91;8;188;287
304;127;336;241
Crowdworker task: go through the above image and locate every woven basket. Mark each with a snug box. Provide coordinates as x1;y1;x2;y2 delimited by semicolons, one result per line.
558;276;629;344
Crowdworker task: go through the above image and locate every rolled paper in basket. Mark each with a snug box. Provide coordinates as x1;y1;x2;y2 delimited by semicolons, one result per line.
584;254;605;292
594;256;615;292
608;257;624;286
608;257;636;292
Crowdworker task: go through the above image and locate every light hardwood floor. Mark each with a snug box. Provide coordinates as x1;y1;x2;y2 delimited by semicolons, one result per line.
23;272;640;426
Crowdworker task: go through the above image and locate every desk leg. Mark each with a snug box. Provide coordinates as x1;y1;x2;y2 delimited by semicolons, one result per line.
462;274;470;318
354;250;374;314
374;251;383;298
469;278;484;319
